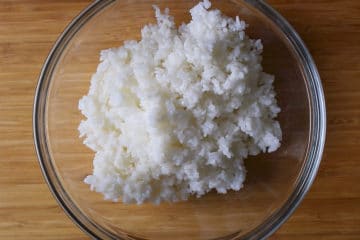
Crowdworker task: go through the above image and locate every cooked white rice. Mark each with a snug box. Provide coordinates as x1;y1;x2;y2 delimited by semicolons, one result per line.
78;0;281;204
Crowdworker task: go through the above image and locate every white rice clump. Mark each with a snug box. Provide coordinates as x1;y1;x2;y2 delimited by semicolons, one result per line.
79;0;281;204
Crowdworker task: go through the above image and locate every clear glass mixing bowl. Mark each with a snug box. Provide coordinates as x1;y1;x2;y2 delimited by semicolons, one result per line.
33;0;326;239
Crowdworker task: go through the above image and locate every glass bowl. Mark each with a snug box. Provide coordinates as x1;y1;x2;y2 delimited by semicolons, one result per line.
33;0;326;239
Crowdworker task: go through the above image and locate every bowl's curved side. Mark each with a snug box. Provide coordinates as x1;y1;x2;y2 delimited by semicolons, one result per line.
240;1;326;239
33;1;122;239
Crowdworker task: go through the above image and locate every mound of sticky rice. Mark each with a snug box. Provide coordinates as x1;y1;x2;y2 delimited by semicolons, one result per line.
79;0;282;204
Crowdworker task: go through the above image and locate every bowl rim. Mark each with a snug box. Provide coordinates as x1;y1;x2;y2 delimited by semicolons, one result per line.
33;0;326;239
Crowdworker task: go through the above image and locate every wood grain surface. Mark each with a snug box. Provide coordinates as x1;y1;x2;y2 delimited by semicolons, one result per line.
0;0;359;239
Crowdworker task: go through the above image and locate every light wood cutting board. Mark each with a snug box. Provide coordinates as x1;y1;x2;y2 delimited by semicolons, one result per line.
0;0;359;239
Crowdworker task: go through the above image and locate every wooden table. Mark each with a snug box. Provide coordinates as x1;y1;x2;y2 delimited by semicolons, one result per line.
0;0;359;239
